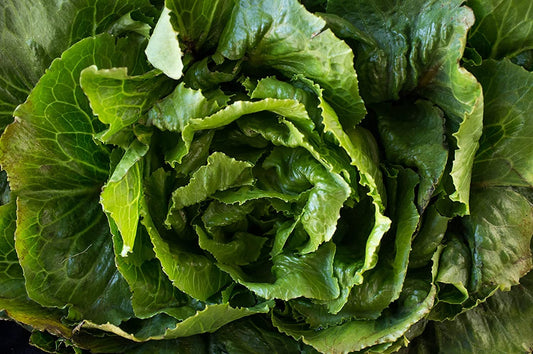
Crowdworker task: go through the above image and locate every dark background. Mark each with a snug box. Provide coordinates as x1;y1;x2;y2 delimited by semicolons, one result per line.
0;320;46;354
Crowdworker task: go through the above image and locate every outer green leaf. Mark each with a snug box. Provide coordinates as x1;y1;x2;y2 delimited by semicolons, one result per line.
470;60;533;188
327;0;483;214
326;0;469;102
0;200;72;338
463;187;533;297
417;8;483;215
80;67;174;144
0;0;154;130
274;276;437;353
0;34;149;196
0;34;154;325
0;200;21;297
218;242;340;301
218;0;366;125
15;195;133;325
209;316;310;354
431;271;533;353
467;0;533;59
83;302;272;340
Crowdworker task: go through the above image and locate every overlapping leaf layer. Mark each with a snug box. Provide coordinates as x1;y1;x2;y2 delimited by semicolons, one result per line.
0;0;531;352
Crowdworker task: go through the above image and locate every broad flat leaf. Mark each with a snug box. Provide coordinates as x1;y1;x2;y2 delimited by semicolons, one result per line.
0;0;154;130
431;271;533;353
219;242;340;301
29;330;146;354
377;100;448;210
15;195;133;325
145;7;184;80
463;187;533;297
326;0;470;103
274;274;437;353
209;316;308;354
0;34;149;196
218;0;366;125
0;34;155;325
327;0;483;214
80;67;174;144
0;200;21;297
83;302;272;340
166;0;235;54
470;60;533;188
0;200;72;337
467;0;533;59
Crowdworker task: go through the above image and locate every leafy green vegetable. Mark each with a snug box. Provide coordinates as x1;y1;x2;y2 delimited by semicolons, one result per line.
0;0;531;353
